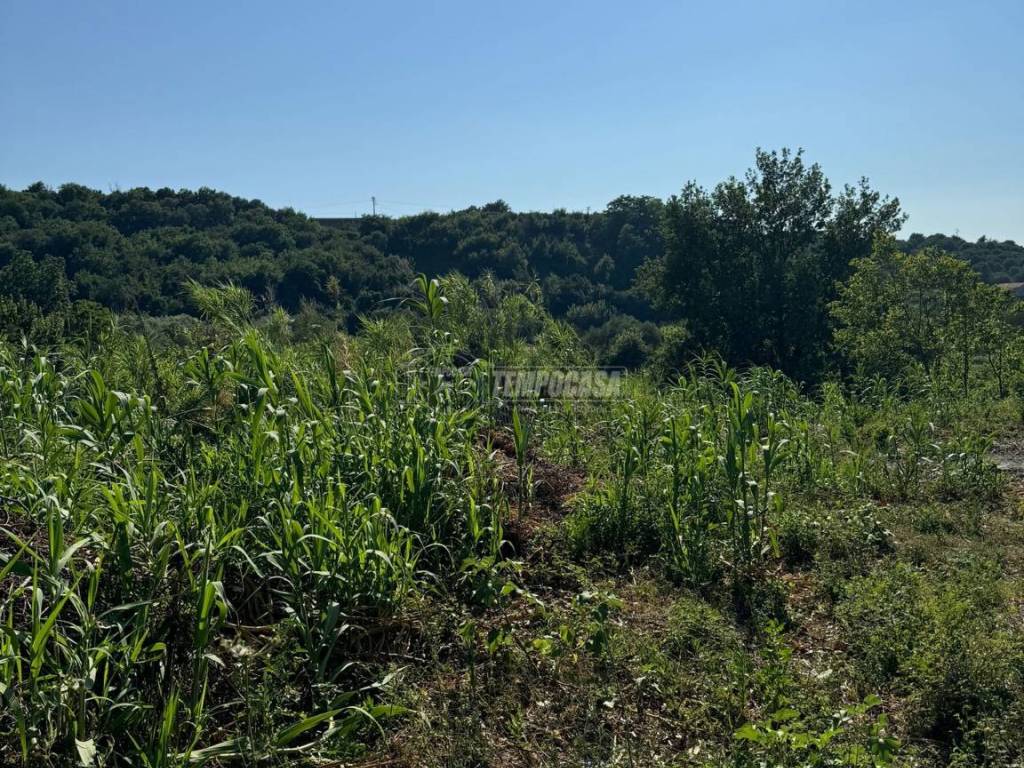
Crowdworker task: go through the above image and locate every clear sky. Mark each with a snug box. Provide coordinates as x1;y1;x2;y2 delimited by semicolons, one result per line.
2;1;1022;241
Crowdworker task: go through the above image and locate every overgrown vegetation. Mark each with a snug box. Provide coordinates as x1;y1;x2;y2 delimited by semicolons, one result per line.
902;233;1024;284
4;149;1021;377
4;159;1024;766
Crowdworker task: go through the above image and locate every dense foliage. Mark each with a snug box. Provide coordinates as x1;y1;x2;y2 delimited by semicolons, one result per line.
902;233;1024;283
2;269;1024;766
4;149;1018;380
832;236;1022;391
637;149;904;379
0;182;412;327
4;154;1024;764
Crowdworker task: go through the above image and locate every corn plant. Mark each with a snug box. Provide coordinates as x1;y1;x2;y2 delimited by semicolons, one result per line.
0;315;508;765
661;411;717;587
511;407;533;514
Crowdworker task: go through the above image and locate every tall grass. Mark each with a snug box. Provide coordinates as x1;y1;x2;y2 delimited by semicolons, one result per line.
0;318;502;764
0;280;1007;765
562;358;999;610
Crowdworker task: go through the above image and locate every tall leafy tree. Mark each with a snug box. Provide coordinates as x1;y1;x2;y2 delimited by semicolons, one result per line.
640;149;904;379
831;236;1015;391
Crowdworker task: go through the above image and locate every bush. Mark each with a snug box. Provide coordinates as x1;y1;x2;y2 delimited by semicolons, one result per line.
778;504;893;570
565;484;661;564
664;595;742;661
838;558;1024;757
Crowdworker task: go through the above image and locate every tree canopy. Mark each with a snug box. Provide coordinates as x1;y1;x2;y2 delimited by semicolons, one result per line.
637;149;905;379
1;149;1016;381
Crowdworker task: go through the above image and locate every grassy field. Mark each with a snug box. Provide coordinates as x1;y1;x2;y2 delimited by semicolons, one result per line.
2;285;1024;767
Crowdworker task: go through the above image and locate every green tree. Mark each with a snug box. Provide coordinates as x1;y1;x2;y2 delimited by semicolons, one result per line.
639;149;903;379
831;236;1016;391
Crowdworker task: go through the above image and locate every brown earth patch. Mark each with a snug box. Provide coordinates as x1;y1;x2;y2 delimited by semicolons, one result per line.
481;430;586;558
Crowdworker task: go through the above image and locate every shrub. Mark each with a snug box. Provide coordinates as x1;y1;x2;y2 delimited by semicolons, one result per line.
838;558;1024;757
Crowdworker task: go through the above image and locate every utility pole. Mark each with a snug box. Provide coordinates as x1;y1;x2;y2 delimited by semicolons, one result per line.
371;196;376;216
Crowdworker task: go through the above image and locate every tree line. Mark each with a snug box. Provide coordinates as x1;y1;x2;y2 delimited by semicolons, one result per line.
2;148;1020;382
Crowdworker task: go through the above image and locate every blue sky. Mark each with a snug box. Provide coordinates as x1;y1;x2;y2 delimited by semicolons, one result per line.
2;0;1022;241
